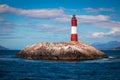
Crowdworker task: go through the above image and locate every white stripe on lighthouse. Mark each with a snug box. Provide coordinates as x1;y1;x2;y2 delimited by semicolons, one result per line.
71;26;77;34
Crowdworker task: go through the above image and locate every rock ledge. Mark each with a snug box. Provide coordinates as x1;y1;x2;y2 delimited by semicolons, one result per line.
16;41;108;61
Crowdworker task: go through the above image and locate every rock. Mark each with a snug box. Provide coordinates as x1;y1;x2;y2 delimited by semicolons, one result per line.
16;41;108;61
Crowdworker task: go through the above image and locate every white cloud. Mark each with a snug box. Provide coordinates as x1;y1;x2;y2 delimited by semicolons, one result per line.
77;15;110;24
53;15;110;23
0;4;114;24
84;7;115;13
0;4;120;39
93;21;120;28
91;28;120;38
77;15;120;29
19;9;64;19
27;24;69;34
0;4;19;13
53;15;70;23
107;28;120;37
92;32;105;38
0;4;64;19
78;15;109;21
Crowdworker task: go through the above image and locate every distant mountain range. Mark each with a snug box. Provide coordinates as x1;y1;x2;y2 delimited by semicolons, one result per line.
0;45;9;50
110;47;120;50
91;41;120;50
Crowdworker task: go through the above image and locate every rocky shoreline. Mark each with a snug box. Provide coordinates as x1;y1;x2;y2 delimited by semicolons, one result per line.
16;41;108;61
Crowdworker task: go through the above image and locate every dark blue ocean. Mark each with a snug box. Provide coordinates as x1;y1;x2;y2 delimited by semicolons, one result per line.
0;50;120;80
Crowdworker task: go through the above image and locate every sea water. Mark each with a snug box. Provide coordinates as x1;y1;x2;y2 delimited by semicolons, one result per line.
0;50;120;80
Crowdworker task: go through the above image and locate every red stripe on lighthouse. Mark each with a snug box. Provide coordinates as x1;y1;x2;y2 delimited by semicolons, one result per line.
71;19;77;26
71;34;78;41
71;15;78;41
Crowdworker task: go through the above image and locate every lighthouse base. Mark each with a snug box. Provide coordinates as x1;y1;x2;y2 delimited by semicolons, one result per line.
71;34;78;41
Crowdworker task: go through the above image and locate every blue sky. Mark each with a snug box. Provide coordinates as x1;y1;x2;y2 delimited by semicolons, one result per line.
0;0;120;49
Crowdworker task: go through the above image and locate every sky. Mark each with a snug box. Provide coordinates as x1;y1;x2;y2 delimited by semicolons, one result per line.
0;0;120;49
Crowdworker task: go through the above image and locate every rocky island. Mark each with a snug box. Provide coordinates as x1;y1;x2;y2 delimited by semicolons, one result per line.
16;15;108;61
16;41;108;61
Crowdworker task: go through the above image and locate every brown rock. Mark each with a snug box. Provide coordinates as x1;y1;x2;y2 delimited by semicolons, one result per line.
16;41;108;61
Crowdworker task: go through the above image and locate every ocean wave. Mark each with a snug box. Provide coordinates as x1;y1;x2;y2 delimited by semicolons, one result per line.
83;56;120;63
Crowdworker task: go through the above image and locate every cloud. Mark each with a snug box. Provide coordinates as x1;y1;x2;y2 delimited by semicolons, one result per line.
54;14;120;30
53;14;110;24
0;21;14;33
53;15;70;23
19;9;64;19
77;15;110;25
0;4;114;24
53;15;110;24
0;4;120;39
91;28;120;38
77;15;120;29
76;15;120;39
30;24;69;34
92;21;120;28
0;18;24;33
78;15;109;21
0;4;64;19
91;32;106;38
84;7;115;13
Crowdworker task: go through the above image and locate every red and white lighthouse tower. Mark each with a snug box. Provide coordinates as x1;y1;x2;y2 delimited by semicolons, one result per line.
71;14;78;41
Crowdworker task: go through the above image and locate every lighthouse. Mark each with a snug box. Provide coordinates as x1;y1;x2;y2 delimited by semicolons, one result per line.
71;14;78;41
